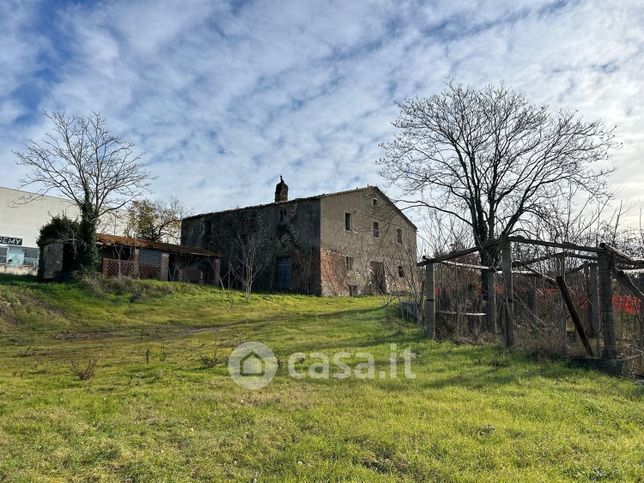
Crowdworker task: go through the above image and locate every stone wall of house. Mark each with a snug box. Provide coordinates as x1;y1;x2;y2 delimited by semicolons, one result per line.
181;199;322;293
181;186;417;296
319;187;417;296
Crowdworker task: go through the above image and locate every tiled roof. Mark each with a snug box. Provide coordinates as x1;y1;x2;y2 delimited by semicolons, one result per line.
183;186;417;229
97;233;218;257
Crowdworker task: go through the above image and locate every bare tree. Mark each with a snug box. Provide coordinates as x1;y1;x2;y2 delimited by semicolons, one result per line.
16;112;150;271
229;231;271;300
420;209;472;258
378;80;617;295
216;211;272;300
594;204;644;257
126;197;188;244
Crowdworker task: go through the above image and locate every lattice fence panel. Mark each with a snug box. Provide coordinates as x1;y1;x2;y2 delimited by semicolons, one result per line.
102;259;136;278
179;268;203;283
613;278;643;375
434;260;487;341
139;263;160;280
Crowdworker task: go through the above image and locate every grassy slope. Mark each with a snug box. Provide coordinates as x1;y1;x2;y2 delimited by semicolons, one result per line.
0;275;642;482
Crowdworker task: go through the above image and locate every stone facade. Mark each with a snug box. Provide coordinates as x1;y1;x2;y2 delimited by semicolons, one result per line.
181;182;417;296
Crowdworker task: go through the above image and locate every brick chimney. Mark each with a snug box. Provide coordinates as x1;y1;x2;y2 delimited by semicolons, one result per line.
275;176;288;202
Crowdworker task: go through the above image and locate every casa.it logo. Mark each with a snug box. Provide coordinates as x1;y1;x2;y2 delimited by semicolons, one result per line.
228;341;278;390
228;341;417;390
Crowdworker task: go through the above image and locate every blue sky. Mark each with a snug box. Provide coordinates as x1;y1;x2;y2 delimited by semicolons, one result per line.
1;0;643;225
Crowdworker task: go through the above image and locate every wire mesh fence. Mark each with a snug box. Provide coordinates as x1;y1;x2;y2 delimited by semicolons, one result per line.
425;238;643;377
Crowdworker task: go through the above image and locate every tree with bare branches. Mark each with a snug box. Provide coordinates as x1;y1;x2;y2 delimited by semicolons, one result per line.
16;112;150;271
378;80;617;295
213;210;273;300
126;197;188;244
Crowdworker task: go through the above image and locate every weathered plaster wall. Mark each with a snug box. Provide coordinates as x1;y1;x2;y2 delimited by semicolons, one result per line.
319;187;417;296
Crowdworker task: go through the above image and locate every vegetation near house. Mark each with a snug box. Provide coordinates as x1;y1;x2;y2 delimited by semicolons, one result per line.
69;352;101;380
36;215;81;248
0;275;641;480
378;80;617;294
125;197;188;244
3;85;640;481
0;0;639;476
16;112;150;273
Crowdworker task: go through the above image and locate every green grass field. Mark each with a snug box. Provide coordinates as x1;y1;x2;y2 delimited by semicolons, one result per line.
0;275;642;481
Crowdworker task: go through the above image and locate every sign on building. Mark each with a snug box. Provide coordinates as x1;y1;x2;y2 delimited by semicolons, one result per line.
0;236;23;246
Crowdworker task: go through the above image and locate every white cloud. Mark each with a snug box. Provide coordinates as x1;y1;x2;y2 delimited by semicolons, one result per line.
0;0;642;228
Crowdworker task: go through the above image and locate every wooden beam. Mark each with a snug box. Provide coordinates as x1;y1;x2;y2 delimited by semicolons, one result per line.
418;238;500;266
565;253;604;261
508;236;602;253
510;269;554;277
441;260;496;271
557;254;567;354
437;310;486;317
618;267;644;275
519;263;557;285
424;263;436;339
599;243;644;264
513;251;565;267
513;251;596;268
611;267;644;301
555;275;594;357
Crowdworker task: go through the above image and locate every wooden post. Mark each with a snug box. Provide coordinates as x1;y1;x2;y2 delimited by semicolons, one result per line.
586;263;600;338
424;263;436;339
132;248;140;278
556;276;594;356
637;274;644;372
501;238;515;347
485;269;497;334
597;250;617;360
159;253;169;281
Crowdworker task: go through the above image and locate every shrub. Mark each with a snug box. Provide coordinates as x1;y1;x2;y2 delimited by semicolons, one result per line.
70;353;101;380
200;352;225;369
37;215;81;247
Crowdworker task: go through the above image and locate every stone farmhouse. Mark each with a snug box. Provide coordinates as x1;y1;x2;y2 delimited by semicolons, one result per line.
181;178;417;295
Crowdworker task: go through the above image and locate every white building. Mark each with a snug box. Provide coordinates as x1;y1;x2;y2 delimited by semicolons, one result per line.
0;187;124;275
